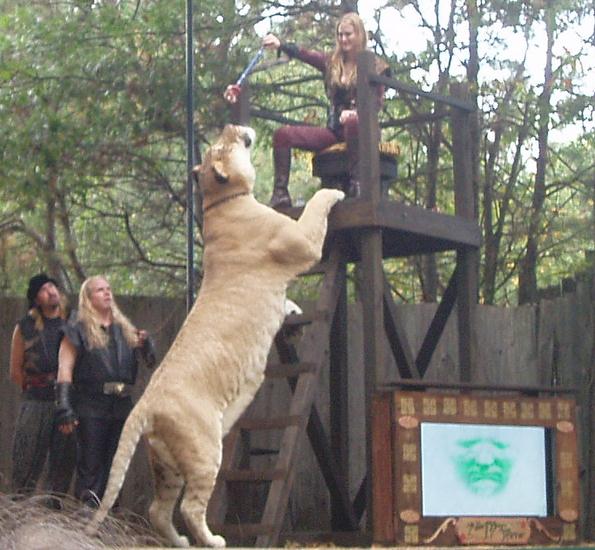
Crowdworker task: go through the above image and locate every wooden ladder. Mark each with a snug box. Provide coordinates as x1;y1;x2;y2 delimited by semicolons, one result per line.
207;247;359;546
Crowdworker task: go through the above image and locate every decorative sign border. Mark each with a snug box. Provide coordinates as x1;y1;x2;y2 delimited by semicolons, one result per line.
373;391;580;546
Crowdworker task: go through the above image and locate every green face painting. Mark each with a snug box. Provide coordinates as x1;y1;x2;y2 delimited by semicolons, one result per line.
452;437;513;496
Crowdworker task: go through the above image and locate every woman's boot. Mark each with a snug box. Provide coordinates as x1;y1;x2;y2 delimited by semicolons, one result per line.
345;158;361;198
269;147;292;208
344;120;361;198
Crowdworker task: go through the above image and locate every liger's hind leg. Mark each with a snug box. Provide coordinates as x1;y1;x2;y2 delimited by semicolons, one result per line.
175;426;225;547
147;436;189;548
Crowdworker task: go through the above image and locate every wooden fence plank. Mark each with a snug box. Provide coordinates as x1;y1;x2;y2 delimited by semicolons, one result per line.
0;279;592;540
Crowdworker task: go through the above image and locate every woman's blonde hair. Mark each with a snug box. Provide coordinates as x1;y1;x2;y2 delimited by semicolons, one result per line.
327;12;368;91
78;275;138;349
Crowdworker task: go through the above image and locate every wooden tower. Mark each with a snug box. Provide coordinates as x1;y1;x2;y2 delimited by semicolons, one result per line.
206;51;480;546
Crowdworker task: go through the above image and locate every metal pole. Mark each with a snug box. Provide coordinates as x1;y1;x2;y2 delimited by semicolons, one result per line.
185;0;195;311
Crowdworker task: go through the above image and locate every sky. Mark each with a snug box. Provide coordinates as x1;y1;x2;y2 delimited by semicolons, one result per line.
358;0;594;141
254;1;593;140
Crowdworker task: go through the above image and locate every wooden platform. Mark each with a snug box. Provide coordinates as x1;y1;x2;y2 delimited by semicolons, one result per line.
284;198;480;261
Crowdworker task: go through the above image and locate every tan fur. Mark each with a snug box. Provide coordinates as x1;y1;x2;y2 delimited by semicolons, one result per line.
90;125;344;547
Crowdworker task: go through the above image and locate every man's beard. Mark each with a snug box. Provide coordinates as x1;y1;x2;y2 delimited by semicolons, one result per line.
45;300;60;311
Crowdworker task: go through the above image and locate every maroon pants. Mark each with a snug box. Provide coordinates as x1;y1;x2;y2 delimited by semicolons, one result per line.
272;117;359;164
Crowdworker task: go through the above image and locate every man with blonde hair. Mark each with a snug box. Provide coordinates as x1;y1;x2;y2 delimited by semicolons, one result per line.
9;273;76;499
56;275;156;507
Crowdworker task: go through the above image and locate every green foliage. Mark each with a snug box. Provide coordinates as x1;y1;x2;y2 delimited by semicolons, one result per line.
0;0;191;295
0;0;592;306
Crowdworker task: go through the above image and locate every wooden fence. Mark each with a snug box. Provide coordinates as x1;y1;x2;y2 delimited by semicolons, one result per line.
0;272;592;540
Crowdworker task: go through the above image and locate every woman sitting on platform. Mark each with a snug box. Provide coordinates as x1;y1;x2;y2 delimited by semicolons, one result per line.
224;12;390;208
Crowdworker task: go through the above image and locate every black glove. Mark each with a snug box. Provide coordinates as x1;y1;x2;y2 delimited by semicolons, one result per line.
55;382;77;427
136;335;157;369
278;42;299;59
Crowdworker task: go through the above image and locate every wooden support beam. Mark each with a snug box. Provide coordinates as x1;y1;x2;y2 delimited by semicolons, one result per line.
357;51;381;204
329;251;351;529
415;266;458;378
588;287;595;541
370;73;476;112
455;248;478;383
307;405;359;530
357;50;385;533
451;82;479;383
382;275;420;379
353;474;367;522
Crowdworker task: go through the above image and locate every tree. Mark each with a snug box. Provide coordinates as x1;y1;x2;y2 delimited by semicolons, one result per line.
517;0;556;304
0;0;592;304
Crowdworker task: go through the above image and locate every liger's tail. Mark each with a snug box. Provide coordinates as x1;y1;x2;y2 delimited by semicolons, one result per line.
86;401;149;531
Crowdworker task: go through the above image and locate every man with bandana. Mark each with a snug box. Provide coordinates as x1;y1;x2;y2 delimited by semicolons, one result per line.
9;273;76;499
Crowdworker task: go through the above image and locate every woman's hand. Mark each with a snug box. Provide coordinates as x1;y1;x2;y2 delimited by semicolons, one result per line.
136;330;157;368
262;33;280;50
339;109;358;125
58;421;78;435
223;84;241;104
136;329;149;348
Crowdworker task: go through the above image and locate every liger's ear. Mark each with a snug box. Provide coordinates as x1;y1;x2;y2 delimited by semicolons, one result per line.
212;160;229;184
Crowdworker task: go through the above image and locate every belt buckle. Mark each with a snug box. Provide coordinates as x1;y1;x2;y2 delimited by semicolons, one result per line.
104;382;125;395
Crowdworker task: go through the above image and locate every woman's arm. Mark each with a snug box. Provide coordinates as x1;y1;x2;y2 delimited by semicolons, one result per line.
9;325;25;388
135;329;157;368
264;33;327;73
224;33;327;104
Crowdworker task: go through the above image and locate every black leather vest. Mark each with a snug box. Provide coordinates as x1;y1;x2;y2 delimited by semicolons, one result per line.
18;314;64;377
66;321;138;386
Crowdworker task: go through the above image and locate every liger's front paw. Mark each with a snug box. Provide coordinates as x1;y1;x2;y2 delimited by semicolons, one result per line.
313;188;345;205
333;189;346;202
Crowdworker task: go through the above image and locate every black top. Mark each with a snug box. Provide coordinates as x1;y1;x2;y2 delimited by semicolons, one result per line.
18;313;66;399
18;314;65;377
65;321;139;386
278;43;391;134
64;320;155;419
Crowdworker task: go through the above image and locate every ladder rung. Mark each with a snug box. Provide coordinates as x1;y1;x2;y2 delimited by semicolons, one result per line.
219;468;286;481
299;262;328;276
212;522;274;537
283;312;316;327
236;415;303;431
249;447;279;456
265;362;316;378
